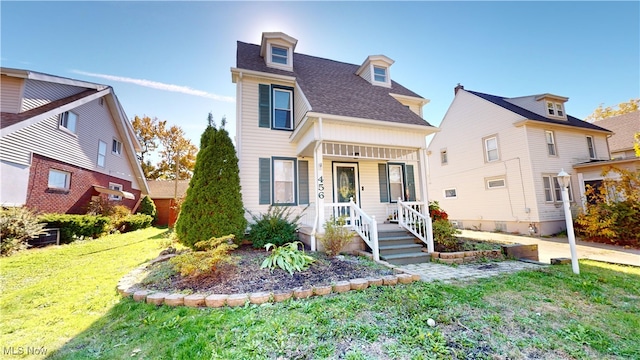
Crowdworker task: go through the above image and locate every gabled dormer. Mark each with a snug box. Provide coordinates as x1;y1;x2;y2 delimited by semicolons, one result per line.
535;93;569;120
260;32;298;72
356;55;394;88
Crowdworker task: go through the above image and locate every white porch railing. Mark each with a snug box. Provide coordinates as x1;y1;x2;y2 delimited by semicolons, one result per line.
397;199;434;253
324;199;379;261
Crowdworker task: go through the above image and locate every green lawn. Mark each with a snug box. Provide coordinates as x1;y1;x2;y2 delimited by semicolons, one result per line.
1;229;639;359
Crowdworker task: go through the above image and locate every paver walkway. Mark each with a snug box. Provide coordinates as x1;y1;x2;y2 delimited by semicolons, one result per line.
400;260;545;283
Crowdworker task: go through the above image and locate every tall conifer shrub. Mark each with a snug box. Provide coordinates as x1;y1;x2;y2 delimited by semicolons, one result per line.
175;114;246;248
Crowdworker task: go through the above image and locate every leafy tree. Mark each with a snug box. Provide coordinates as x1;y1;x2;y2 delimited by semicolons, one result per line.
175;113;246;248
151;125;198;180
136;195;158;223
635;133;640;157
585;98;639;122
131;116;166;178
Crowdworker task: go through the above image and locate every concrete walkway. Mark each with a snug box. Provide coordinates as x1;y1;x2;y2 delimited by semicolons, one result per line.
458;230;640;267
400;260;545;283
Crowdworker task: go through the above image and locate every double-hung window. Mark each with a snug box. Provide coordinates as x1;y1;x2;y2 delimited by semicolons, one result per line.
259;157;308;206
109;183;123;201
484;136;499;162
373;66;387;83
440;150;448;165
271;46;288;65
48;169;71;190
547;102;564;117
545;130;557;156
273;88;293;130
273;158;296;205
388;164;405;202
97;140;107;167
59;111;78;134
543;175;573;202
586;136;596;159
112;139;122;155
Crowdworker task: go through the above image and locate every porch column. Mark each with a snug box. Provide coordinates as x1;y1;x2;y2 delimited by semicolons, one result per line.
310;140;325;252
418;148;434;253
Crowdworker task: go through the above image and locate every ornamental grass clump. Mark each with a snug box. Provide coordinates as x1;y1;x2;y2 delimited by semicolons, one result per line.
170;234;238;277
320;216;353;257
260;241;315;275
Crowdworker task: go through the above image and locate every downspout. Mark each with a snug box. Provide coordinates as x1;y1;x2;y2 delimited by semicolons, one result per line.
310;117;323;251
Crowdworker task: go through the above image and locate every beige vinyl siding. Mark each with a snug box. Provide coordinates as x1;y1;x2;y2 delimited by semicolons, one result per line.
427;90;536;228
21;79;85;112
293;84;310;128
0;97;139;187
358;64;372;84
322;121;428;149
0;75;24;113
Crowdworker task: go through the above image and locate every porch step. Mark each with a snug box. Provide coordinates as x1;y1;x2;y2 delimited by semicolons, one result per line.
377;236;416;247
379;243;424;256
380;252;431;266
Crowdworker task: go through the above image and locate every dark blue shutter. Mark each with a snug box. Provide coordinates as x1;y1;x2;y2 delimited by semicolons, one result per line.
258;84;271;128
259;158;271;204
378;163;389;202
298;160;309;205
405;165;416;201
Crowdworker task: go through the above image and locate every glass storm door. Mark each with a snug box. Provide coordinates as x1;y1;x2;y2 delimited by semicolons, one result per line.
333;163;359;204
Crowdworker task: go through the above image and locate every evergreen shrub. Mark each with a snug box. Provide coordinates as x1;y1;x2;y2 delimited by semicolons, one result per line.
38;214;110;243
1;207;46;256
137;195;158;223
248;205;305;249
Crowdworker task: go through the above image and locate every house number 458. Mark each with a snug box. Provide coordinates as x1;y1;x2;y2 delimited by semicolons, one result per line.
317;176;325;199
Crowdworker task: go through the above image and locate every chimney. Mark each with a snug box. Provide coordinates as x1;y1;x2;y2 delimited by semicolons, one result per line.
454;83;464;95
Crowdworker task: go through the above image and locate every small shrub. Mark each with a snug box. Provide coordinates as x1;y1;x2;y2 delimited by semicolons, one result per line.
121;214;153;232
0;207;46;256
248;205;307;249
85;196;116;216
433;219;460;251
109;205;132;232
261;241;315;275
429;201;449;221
38;214;110;244
170;234;238;277
320;216;353;257
137;195;158;223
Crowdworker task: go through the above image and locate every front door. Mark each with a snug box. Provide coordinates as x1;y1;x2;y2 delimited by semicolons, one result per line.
333;163;359;204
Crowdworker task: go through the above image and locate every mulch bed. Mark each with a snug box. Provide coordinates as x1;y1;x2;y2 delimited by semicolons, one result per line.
143;245;394;294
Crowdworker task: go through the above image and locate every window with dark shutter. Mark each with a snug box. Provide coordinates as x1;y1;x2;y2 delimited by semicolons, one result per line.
298;160;309;205
378;163;389;202
259;158;271;204
258;84;271;128
405;165;416;201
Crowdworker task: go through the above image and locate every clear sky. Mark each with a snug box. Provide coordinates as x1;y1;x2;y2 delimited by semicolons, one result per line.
2;1;638;147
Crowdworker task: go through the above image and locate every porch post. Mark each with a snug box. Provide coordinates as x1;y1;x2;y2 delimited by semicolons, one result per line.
418;148;434;253
313;141;325;250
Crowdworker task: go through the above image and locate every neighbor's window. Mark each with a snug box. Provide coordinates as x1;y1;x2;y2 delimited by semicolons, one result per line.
543;175;573;202
444;188;457;199
271;45;288;65
59;111;78;134
373;66;387;82
388;164;404;202
545;130;557;156
484;136;499;162
440;150;448;165
112;139;122;155
487;178;506;189
109;183;123;201
586;136;597;159
273;158;295;204
97;140;107;167
48;169;71;190
273;88;293;130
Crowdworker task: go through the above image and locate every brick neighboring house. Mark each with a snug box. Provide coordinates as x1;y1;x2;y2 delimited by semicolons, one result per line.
0;67;149;214
147;179;189;226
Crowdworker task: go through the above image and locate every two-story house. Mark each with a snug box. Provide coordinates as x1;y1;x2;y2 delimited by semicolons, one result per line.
232;32;438;263
0;67;148;213
427;85;612;236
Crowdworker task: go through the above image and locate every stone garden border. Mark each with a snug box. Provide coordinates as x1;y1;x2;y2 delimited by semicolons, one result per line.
116;252;422;309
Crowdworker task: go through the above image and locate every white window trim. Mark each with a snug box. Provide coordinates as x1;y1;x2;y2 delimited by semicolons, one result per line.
58;111;78;135
486;178;506;189
483;135;499;162
440;149;448;165
112;138;123;156
545;130;557;156
108;182;123;201
272;88;293;130
97;140;107;168
586;136;597;159
543;175;573;203
444;188;457;199
267;44;293;70
272;158;297;205
48;169;71;191
546;101;565;118
370;64;391;87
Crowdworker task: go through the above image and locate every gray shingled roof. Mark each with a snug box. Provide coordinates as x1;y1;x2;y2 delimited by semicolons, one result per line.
594;110;640;152
467;90;612;133
236;41;432;127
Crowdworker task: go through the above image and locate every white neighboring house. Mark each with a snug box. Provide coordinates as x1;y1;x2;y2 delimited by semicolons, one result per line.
0;67;149;213
231;32;439;264
427;85;612;236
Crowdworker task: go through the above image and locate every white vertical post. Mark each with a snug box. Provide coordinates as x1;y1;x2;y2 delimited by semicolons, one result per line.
558;169;579;274
371;215;379;261
316;144;325;233
418;148;434;253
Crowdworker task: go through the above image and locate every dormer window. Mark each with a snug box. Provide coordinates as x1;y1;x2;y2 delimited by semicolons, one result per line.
271;46;288;65
373;66;387;83
547;101;564;117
